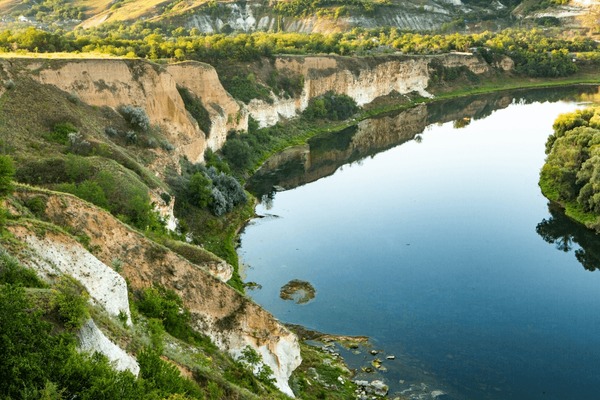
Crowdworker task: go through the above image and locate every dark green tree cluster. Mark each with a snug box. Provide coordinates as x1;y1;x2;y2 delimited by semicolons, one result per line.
303;91;359;121
20;0;85;24
136;286;214;348
169;163;247;217
540;107;600;230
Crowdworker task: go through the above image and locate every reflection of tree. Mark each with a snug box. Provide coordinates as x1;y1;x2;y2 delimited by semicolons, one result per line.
536;202;600;271
453;117;471;129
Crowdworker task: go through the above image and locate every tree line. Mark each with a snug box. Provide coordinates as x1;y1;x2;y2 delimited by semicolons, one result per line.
0;26;596;77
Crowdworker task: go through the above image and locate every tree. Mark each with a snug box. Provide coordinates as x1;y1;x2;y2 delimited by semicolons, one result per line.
188;172;212;208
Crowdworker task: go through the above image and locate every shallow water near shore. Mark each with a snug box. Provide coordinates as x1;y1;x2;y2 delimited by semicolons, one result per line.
239;87;600;399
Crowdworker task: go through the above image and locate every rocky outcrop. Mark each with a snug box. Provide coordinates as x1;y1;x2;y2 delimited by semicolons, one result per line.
248;54;491;127
0;53;493;162
183;0;471;34
27;59;207;164
166;62;247;151
13;189;301;397
79;319;140;376
11;223;133;326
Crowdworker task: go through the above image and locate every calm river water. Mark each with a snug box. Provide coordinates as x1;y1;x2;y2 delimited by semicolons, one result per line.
238;87;600;400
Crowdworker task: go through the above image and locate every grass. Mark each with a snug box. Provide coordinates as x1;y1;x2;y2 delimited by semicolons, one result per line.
178;198;256;293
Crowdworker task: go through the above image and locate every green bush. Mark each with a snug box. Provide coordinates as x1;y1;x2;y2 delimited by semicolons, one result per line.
188;172;213;208
138;349;204;398
136;286;194;343
44;122;78;145
221;137;252;170
16;158;69;185
0;248;46;287
0;155;15;197
303;91;358;121
23;195;47;217
51;275;90;330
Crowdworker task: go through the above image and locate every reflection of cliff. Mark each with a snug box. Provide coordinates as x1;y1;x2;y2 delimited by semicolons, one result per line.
248;105;427;196
248;85;600;198
537;202;600;272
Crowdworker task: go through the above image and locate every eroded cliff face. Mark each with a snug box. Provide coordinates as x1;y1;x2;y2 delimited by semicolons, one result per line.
166;62;247;151
183;0;470;34
249;53;491;128
12;189;301;397
2;53;494;162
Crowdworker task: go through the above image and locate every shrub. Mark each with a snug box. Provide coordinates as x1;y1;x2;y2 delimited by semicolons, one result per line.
0;248;46;287
23;195;47;217
15;158;69;185
51;275;89;330
57;180;110;209
45;122;78;145
138;349;203;398
118;105;150;132
221;137;252;170
177;87;212;134
188;172;213;208
136;286;191;340
68;132;92;155
0;155;15;197
104;126;118;137
303;91;358;121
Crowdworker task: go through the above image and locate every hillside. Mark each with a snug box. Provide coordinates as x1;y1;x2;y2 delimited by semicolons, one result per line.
0;0;596;33
0;0;599;397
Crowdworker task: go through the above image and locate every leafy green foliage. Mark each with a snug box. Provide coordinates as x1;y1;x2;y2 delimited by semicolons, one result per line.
0;248;46;287
220;73;272;104
20;0;85;24
237;346;276;388
138;348;204;398
188;171;213;209
273;0;386;18
303;91;359;121
44;122;78;145
0;285;74;399
0;155;15;197
0;283;234;400
51;275;90;330
136;286;214;348
170;163;247;217
222;138;253;171
540;107;600;231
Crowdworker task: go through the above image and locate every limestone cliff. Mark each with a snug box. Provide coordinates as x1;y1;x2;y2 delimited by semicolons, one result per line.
249;53;491;127
12;188;301;397
26;59;207;164
1;53;493;163
166;61;247;151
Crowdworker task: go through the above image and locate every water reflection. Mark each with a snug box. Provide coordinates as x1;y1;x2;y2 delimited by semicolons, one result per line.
536;202;600;271
247;85;600;200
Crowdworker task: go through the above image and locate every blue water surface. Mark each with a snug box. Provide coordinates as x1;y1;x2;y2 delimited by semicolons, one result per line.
239;93;600;399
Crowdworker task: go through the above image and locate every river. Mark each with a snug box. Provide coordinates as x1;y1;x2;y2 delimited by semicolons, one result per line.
238;86;600;400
